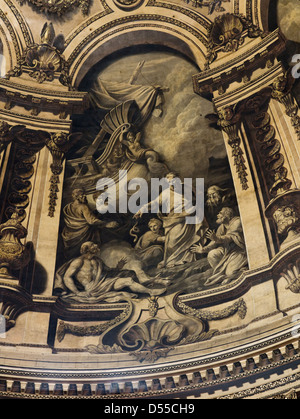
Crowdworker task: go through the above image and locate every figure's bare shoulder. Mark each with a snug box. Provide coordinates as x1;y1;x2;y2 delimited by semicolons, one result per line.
67;256;84;271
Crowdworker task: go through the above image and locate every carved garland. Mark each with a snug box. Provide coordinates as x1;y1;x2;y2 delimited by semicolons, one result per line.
45;132;81;217
176;297;247;322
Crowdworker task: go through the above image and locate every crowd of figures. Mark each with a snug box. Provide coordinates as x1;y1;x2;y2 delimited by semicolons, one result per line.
54;175;248;303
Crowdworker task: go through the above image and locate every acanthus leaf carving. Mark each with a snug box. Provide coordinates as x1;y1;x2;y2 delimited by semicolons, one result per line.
251;108;292;198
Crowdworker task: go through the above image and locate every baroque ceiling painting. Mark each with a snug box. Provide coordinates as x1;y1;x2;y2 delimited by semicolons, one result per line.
0;0;299;401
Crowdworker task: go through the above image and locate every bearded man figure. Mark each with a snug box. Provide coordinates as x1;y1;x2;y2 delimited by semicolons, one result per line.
61;188;118;258
55;242;167;303
191;207;248;286
206;185;237;229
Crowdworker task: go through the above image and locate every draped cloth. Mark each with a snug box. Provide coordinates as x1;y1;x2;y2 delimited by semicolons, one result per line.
134;231;164;267
61;202;103;259
89;79;163;125
140;187;207;268
206;216;248;284
55;257;137;304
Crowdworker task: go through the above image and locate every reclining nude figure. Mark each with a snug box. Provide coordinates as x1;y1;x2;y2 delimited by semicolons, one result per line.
55;242;167;303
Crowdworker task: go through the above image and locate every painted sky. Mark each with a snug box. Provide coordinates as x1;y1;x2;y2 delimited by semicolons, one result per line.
277;0;300;43
97;50;227;181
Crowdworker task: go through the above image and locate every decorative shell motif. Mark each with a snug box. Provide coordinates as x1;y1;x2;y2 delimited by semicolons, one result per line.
120;318;186;351
280;259;300;294
204;13;265;69
210;13;245;50
25;45;63;84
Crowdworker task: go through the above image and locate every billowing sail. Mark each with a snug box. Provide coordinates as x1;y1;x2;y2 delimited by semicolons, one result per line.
89;79;163;127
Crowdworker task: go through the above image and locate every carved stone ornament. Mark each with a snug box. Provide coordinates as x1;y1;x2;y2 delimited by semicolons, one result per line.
18;0;92;16
45;132;82;217
206;106;249;190
272;390;298;400
280;258;300;294
271;73;300;141
56;293;247;363
183;0;230;15
0;211;31;279
5;23;72;89
264;189;300;251
0;122;25;153
251;110;292;197
112;0;144;10
205;13;267;69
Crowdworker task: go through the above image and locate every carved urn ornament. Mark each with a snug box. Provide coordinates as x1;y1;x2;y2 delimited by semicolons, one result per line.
0;212;31;279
